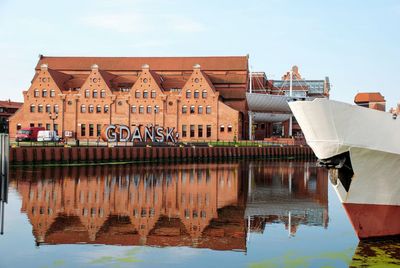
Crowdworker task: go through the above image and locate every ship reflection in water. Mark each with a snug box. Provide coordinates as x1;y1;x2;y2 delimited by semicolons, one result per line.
10;161;328;251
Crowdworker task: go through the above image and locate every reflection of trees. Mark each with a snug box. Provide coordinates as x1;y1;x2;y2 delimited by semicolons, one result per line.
350;239;400;267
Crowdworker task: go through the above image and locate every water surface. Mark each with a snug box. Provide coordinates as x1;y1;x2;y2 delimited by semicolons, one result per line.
0;160;398;267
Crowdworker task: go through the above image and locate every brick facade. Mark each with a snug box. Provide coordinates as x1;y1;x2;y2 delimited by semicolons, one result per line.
10;56;249;141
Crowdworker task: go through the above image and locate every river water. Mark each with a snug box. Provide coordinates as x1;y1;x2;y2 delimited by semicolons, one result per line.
0;160;399;267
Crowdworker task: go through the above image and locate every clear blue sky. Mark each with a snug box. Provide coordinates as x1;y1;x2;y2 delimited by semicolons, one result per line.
0;0;399;108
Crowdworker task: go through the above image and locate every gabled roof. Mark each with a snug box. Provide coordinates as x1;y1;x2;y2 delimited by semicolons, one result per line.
98;70;117;90
149;70;163;90
200;70;216;91
48;69;73;90
354;92;385;103
36;56;248;71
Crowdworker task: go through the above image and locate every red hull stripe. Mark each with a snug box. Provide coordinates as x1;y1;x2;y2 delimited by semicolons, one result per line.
343;203;400;239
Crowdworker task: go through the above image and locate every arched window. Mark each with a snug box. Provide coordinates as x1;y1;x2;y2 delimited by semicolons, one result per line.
46;104;51;113
143;90;149;98
151;90;156;98
100;90;106;98
182;105;187;114
38;104;43;113
154;105;160;113
85;89;90;98
54;105;59;113
93;90;98;98
147;105;152;114
89;104;94;113
104;105;109;113
198;106;203;114
139;105;144;114
81;105;86;113
96;105;101;113
202;90;207;99
190;105;195;114
42;89;47;97
135;90;140;98
50;89;55;97
30;104;35;113
206;106;211;114
194;90;199;99
220;125;225;132
131;105;137;113
186;90;191;99
34;89;39;97
227;125;233;132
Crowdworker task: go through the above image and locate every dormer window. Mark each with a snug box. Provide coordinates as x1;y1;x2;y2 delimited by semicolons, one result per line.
85;89;90;98
42;89;47;97
186;90;191;99
34;89;39;97
93;90;98;98
50;89;55;97
194;90;199;99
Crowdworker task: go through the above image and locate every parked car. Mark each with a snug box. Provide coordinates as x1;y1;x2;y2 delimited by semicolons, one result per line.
37;130;60;142
16;127;45;141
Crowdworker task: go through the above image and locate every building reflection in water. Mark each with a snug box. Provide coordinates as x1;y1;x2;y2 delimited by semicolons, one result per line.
246;162;329;237
10;161;328;251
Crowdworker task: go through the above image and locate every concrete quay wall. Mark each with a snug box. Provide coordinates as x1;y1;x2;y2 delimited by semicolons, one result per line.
10;145;315;165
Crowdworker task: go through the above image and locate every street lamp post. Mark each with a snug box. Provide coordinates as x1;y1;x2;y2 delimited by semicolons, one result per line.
48;112;58;133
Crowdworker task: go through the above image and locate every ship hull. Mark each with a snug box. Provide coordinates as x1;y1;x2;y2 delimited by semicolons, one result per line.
289;99;400;239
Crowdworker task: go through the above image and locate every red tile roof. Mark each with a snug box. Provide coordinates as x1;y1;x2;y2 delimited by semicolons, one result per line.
36;56;248;71
354;92;385;103
0;100;23;109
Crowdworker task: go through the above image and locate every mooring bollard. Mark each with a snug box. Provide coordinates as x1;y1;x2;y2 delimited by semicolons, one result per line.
0;134;9;235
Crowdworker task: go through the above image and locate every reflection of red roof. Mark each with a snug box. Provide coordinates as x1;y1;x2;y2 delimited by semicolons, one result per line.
354;92;385;103
36;56;248;71
0;100;23;109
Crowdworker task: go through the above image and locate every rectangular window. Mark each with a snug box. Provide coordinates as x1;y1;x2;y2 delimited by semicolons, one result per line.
182;125;187;137
46;123;51;130
81;124;86;136
46;105;51;113
54;105;59;113
34;90;39;97
89;124;94;136
190;125;195;137
50;90;55;97
30;123;34;128
38;123;43;128
220;125;225;132
198;106;203;114
104;105;109;113
42;90;47;97
96;105;101;113
131;105;137;113
38;105;43;113
182;106;187;114
202;91;207;98
190;106;195;114
143;91;148;98
30;105;35;113
151;91;156;98
194;91;199;98
135;91;140;98
85;90;90;98
206;106;211;114
147;106;152;114
54;124;58;134
155;106;159;113
96;124;102;136
101;90;106;98
93;91;98;98
139;106;144;114
206;125;211;138
228;125;233;132
198;125;203;138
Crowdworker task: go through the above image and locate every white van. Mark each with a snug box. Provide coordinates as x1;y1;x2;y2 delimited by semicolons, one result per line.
37;130;60;142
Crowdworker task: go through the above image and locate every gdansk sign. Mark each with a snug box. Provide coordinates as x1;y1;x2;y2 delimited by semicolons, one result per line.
103;125;179;143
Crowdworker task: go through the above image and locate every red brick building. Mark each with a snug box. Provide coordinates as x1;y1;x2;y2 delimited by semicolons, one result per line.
354;92;386;111
10;56;249;141
0;99;22;133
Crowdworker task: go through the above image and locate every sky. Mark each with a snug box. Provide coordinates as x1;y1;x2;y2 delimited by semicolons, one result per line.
0;0;399;108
